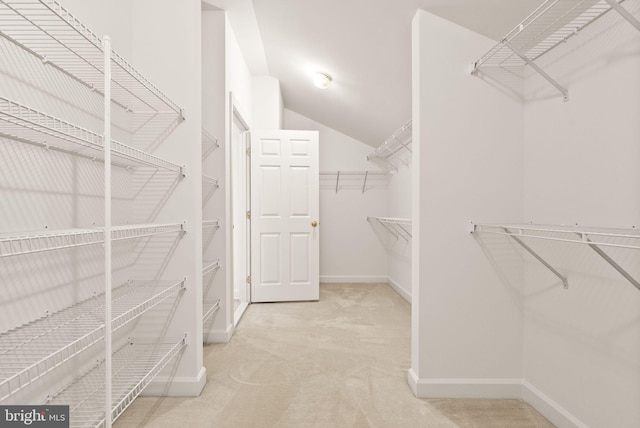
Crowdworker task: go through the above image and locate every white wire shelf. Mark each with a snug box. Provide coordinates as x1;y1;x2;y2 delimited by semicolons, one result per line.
0;0;184;117
0;223;185;258
202;175;219;187
320;171;391;193
202;220;220;229
0;279;186;401
202;259;221;276
202;128;219;158
472;223;640;291
367;216;412;240
367;120;412;172
202;299;221;324
0;97;184;175
471;0;640;101
46;336;186;428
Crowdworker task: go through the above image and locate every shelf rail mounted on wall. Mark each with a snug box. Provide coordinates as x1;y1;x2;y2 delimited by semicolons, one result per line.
366;120;412;172
367;217;412;241
320;171;391;193
470;0;640;102
470;223;640;291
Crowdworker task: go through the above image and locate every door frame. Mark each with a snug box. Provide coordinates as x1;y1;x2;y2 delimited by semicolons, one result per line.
228;93;251;327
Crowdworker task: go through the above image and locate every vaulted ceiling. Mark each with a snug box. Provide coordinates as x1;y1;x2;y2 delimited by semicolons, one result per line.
207;0;543;147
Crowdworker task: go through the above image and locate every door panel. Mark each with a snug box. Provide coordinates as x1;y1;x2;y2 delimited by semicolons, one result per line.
250;130;319;302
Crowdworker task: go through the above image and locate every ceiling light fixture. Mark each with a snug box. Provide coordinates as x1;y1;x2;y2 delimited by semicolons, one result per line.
313;71;332;89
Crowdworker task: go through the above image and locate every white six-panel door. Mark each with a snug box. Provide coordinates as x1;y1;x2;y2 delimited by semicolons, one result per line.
250;130;319;302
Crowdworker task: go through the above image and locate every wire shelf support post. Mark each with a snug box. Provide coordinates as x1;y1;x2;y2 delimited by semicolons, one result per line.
103;35;113;428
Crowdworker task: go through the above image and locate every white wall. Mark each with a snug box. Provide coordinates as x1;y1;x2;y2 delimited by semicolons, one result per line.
252;75;284;130
387;164;412;301
225;16;252;123
521;4;640;427
130;0;204;396
285;109;388;282
202;10;228;343
411;10;524;396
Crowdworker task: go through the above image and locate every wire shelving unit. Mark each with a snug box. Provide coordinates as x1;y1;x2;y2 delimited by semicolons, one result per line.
367;120;412;172
202;259;221;277
0;1;191;423
202;175;219;188
0;279;186;401
46;336;186;428
367;217;412;241
320;171;391;193
202;220;221;229
0;97;185;175
471;223;640;291
202;299;221;324
0;0;184;117
471;0;640;101
0;223;185;258
202;128;219;159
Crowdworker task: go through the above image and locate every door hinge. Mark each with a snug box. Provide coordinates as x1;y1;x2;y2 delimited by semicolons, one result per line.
246;211;251;220
246;275;251;284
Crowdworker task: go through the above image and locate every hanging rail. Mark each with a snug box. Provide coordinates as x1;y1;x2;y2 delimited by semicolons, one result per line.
0;279;186;401
0;97;185;175
0;0;184;117
367;216;412;241
367;120;412;172
0;223;185;258
46;336;187;428
471;223;640;291
471;0;640;101
320;171;390;193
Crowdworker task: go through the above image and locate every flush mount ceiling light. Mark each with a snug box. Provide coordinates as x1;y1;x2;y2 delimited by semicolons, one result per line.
313;72;332;89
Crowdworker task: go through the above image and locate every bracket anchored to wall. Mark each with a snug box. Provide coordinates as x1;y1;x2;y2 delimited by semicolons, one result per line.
471;222;568;289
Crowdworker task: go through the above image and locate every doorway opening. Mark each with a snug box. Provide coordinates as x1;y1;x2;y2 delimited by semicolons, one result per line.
230;98;250;326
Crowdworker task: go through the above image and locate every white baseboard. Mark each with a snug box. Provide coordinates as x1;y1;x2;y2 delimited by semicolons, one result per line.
204;324;233;344
407;370;521;399
386;277;411;302
320;275;387;283
142;366;206;397
408;371;585;427
522;381;585;428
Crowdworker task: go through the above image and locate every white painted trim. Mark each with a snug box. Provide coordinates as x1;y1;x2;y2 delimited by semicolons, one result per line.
408;373;522;399
407;373;586;427
142;366;206;397
204;324;234;344
387;277;411;302
320;275;387;283
522;381;586;428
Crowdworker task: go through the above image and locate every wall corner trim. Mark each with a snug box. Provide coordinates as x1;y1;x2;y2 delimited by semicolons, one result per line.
408;377;522;399
387;277;411;302
522;381;586;428
141;366;207;397
407;375;585;428
204;324;234;344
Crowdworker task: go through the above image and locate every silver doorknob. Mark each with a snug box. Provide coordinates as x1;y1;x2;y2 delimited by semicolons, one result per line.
311;221;318;228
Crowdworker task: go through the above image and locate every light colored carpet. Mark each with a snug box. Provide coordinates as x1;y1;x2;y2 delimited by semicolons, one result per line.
115;283;554;427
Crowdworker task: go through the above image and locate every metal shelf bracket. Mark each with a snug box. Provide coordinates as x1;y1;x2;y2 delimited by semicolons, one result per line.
604;0;640;32
579;233;640;291
505;41;569;101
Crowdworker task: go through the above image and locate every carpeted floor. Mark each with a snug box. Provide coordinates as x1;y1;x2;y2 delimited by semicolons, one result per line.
115;283;554;427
